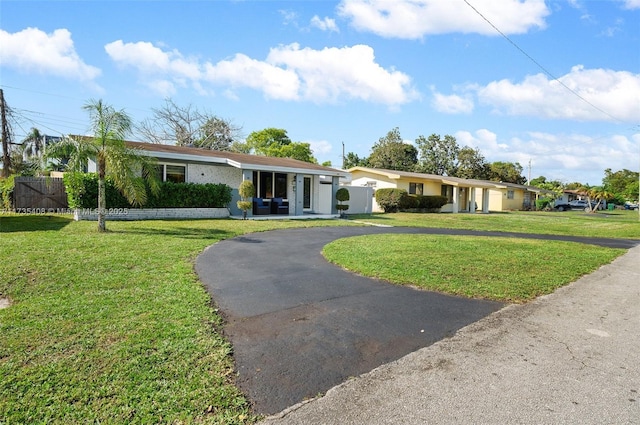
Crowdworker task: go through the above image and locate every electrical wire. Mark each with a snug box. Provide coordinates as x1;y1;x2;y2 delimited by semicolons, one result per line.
462;0;630;125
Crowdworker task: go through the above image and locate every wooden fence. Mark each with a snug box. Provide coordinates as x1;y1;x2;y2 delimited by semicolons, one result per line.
13;177;68;210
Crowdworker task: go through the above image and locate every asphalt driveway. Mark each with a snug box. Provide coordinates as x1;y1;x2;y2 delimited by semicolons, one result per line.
195;226;638;415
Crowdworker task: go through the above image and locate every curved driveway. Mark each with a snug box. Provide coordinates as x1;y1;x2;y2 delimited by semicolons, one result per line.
195;226;638;415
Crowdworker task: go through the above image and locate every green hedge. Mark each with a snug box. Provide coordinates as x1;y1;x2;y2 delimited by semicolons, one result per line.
64;173;232;209
412;195;448;211
0;175;15;210
375;188;448;213
375;188;407;213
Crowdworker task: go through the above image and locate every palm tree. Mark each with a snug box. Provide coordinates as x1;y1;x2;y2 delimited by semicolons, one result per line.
587;188;612;212
47;99;159;231
22;127;44;158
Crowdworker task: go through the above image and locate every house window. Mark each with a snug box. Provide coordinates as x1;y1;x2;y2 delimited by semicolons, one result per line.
441;184;454;202
275;173;287;198
409;182;423;195
157;164;186;183
253;171;288;199
507;190;514;199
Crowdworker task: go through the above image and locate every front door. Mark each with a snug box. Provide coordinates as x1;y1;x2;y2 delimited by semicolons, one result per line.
303;176;312;210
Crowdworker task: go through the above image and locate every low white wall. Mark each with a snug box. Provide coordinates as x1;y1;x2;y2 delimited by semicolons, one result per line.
74;208;229;221
342;186;374;214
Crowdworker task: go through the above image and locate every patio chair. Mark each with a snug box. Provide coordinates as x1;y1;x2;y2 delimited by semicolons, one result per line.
253;198;270;215
271;197;289;215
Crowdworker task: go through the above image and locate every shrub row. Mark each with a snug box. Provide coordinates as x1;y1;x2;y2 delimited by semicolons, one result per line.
0;176;15;209
64;173;232;209
375;188;448;213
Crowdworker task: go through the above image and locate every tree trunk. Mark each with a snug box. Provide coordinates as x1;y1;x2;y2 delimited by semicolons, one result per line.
97;155;106;232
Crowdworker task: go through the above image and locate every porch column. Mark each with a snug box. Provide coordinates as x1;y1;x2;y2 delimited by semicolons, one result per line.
331;176;340;215
242;170;253;217
470;186;477;214
452;186;459;213
294;173;304;216
482;189;490;213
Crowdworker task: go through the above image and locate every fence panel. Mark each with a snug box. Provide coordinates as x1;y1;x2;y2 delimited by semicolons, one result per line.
14;177;68;210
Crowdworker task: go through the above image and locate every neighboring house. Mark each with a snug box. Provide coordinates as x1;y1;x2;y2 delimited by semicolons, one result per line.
348;167;551;212
348;167;502;213
480;182;554;211
87;140;347;217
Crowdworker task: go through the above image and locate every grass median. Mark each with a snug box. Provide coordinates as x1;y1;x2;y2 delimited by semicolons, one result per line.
322;234;625;303
350;210;640;239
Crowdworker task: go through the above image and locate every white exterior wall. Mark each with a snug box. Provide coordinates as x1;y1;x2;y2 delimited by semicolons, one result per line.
350;176;395;213
318;184;333;214
187;163;242;186
342;186;374;214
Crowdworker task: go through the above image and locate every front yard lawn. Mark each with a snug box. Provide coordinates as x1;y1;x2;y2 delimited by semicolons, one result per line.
0;215;354;424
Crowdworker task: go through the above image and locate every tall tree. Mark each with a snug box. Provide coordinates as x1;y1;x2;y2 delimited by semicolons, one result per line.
238;128;318;163
244;128;292;155
415;133;460;176
343;152;368;169
368;127;417;171
602;168;639;201
488;161;527;184
137;98;241;150
195;116;241;150
454;146;489;179
21;127;44;158
48;100;160;232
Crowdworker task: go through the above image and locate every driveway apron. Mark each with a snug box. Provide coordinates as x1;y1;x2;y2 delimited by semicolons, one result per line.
195;226;637;415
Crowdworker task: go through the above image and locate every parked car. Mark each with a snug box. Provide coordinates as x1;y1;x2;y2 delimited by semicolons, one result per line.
624;202;639;210
554;199;599;211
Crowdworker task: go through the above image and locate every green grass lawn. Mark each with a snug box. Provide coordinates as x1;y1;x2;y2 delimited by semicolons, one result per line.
0;215;355;424
350;210;640;239
0;211;635;423
322;234;624;303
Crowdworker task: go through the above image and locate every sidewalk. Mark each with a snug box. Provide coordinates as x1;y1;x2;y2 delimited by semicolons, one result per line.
261;245;640;424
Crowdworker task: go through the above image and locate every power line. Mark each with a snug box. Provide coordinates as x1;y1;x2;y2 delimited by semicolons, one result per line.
462;0;627;124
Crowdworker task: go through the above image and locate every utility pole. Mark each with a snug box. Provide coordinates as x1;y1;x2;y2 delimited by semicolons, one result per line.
0;89;12;178
342;141;345;170
527;158;531;185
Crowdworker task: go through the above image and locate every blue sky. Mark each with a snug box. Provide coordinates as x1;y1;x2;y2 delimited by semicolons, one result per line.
1;0;639;185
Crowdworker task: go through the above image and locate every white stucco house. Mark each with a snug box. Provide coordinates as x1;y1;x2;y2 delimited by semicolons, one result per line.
87;140;348;218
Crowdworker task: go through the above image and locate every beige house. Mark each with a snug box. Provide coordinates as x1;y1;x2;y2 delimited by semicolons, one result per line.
348;167;550;213
480;182;552;211
348;167;502;213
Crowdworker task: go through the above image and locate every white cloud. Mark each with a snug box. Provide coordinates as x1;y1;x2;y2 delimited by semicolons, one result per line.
306;140;333;156
455;128;640;184
204;53;301;101
310;15;340;32
431;89;474;114
337;0;549;39
620;0;640;9
105;40;202;93
0;27;100;83
107;39;418;105
476;65;640;123
266;43;419;105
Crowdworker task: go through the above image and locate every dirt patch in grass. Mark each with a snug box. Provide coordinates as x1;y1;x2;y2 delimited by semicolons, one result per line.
0;297;10;309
